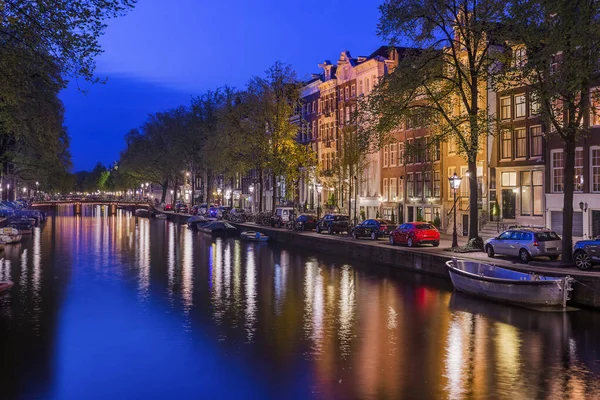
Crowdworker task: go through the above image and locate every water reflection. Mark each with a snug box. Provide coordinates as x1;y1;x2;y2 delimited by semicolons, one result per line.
1;213;600;400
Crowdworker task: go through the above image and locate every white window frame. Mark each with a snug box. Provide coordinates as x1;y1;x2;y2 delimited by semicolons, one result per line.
514;94;526;118
383;145;389;168
383;178;388;201
390;143;397;167
551;149;564;193
575;147;584;192
500;96;512;120
591;146;600;193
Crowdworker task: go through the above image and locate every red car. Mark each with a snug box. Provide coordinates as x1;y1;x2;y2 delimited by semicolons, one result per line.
389;222;440;247
164;204;173;211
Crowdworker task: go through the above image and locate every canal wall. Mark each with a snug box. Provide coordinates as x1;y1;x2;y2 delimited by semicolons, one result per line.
230;223;600;310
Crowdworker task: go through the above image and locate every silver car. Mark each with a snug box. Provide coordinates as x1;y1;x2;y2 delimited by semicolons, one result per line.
484;229;562;262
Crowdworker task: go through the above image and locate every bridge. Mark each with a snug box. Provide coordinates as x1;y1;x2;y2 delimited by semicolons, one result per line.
31;200;152;216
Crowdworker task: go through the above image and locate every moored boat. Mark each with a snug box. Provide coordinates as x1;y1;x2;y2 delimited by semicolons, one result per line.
134;209;149;217
9;219;34;235
199;222;237;235
445;258;574;308
240;231;269;242
0;227;22;244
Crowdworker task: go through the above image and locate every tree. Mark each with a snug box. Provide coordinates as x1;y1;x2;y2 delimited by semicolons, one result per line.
494;0;600;262
373;0;506;243
245;62;315;211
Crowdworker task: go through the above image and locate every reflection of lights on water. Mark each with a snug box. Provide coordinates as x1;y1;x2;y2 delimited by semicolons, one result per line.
167;222;176;300
444;313;473;400
387;306;398;330
245;246;257;342
274;251;289;316
233;242;242;312
339;265;355;358
303;260;316;341
312;268;325;352
181;227;194;314
137;218;151;300
33;228;41;295
494;322;521;392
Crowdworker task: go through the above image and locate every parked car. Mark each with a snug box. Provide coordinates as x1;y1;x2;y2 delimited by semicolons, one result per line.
217;206;232;219
352;219;396;240
316;214;351;234
295;214;318;231
573;236;600;270
271;207;295;228
164;203;173;211
389;222;440;247
484;228;562;262
175;203;189;214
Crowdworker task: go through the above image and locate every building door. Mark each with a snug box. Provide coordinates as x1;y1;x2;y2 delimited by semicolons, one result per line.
408;206;414;222
592;210;600;238
462;214;469;236
501;189;516;219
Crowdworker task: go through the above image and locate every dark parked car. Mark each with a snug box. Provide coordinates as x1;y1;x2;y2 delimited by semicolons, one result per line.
316;214;351;234
175;203;189;214
295;214;318;231
389;222;440;247
573;236;600;270
352;219;396;240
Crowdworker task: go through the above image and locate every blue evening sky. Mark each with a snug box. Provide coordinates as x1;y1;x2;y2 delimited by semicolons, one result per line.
61;0;385;171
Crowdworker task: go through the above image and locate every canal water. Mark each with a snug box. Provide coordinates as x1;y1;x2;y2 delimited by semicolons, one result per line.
1;207;600;400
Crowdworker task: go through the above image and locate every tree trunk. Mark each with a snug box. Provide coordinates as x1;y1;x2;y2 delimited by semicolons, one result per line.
562;138;576;264
206;171;213;206
172;177;178;205
468;159;479;242
160;180;168;204
258;169;263;212
271;174;276;212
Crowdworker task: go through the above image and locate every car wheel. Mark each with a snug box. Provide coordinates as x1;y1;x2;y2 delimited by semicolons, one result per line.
328;226;333;235
574;251;593;270
548;255;559;261
486;245;495;258
371;232;377;240
519;248;531;263
389;235;395;245
407;237;414;247
433;241;439;247
352;231;358;239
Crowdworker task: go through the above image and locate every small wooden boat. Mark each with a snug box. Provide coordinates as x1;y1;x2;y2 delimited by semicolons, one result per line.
240;231;269;242
153;213;167;219
9;220;34;235
446;258;574;308
0;227;22;244
199;222;237;235
0;280;13;294
134;209;149;217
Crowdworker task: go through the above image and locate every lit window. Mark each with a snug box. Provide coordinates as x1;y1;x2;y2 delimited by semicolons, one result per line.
515;128;527;158
383;145;389;167
515;95;526;118
500;97;511;120
501;130;512;159
530;95;541;115
501;171;517;187
390;143;397;167
351;84;356;97
530;126;543;157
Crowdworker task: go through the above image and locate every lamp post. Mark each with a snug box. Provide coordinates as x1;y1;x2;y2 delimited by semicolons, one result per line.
316;183;323;219
35;181;39;199
448;172;462;248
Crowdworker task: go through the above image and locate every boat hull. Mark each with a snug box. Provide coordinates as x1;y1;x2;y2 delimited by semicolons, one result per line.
446;259;572;308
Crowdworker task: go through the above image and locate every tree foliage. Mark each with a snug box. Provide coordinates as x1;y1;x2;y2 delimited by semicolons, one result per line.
493;0;600;261
368;0;506;242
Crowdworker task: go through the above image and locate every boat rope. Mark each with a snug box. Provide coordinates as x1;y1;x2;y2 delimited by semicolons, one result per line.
572;278;600;295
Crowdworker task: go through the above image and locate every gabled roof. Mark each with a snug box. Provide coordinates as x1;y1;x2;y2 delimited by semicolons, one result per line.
366;45;420;61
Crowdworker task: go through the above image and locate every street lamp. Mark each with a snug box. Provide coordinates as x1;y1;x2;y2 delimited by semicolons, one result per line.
448;173;462;248
316;183;323;219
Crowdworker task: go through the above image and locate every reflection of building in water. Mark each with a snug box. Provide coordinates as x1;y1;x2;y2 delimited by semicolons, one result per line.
338;265;355;359
273;250;290;317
